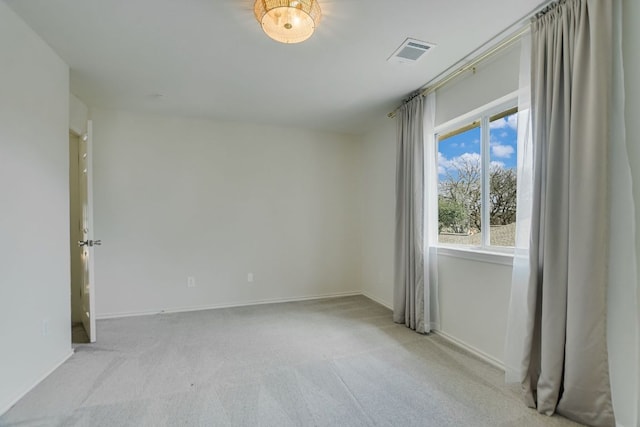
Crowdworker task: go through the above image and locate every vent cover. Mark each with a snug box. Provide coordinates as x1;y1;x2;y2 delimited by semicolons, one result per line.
388;38;435;63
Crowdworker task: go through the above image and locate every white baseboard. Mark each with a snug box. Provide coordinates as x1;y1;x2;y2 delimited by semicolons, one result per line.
96;290;364;320
433;329;504;371
361;292;393;310
361;296;503;372
1;349;74;416
99;291;506;375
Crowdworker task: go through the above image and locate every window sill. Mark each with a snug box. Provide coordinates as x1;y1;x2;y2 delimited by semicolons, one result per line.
434;246;514;266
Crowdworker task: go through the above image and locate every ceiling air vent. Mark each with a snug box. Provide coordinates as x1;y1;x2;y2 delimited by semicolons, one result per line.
388;38;435;64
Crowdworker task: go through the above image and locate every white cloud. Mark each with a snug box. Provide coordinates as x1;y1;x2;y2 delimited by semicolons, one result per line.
439;152;483;175
450;152;480;167
492;144;515;158
439;152;480;173
438;152;450;175
489;114;517;130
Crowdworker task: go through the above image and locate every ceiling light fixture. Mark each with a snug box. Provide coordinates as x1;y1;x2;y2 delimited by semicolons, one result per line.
254;0;322;44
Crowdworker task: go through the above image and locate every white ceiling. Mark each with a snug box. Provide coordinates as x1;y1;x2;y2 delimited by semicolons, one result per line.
5;0;546;134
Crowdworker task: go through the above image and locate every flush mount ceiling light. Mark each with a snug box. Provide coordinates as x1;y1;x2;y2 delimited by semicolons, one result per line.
254;0;322;44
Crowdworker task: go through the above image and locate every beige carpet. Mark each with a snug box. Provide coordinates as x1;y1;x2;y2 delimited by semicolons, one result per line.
0;295;582;426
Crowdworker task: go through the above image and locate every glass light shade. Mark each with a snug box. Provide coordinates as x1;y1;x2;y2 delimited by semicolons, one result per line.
254;0;322;44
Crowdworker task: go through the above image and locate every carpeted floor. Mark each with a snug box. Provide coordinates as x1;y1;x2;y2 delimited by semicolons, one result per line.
0;295;582;426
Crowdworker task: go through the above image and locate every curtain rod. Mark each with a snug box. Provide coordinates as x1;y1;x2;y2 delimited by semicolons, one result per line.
387;25;529;119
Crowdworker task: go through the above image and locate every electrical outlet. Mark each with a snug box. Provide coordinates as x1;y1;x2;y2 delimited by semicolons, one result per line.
187;276;196;288
247;273;254;283
41;319;49;337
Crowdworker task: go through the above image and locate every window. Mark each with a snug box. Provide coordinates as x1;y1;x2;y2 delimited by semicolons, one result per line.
436;102;518;250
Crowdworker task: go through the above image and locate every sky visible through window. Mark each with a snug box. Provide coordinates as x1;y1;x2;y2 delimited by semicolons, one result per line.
489;113;518;170
438;114;518;179
437;111;518;247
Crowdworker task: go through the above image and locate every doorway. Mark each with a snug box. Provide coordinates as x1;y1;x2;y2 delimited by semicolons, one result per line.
69;121;98;344
69;131;88;343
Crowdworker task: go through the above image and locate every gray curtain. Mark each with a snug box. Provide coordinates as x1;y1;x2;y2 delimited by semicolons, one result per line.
524;1;615;425
393;94;425;333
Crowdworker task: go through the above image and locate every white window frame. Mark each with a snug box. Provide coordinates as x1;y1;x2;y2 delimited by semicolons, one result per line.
432;91;518;263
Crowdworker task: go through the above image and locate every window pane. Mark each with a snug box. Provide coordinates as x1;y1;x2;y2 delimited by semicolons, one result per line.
489;111;518;247
437;122;481;246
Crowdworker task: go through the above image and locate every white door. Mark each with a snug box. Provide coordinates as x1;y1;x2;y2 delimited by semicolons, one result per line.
78;120;97;343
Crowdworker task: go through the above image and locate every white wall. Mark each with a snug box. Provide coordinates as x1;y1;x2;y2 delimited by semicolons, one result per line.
435;42;520;127
0;2;71;414
69;93;88;136
359;119;396;307
91;108;362;317
436;254;512;364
